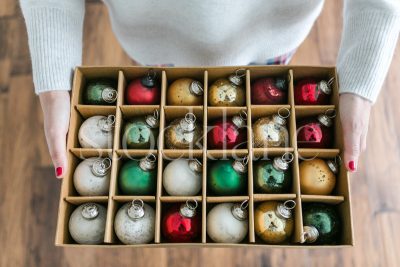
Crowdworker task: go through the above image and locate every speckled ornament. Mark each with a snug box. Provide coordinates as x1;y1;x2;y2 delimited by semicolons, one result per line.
167;78;204;106
299;158;338;195
253;113;289;148
114;200;155;244
73;157;111;196
208;70;246;106
164;113;203;149
69;203;107;244
78;115;115;149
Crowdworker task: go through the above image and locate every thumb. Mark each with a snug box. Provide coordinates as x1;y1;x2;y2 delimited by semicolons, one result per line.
343;126;361;172
47;131;68;179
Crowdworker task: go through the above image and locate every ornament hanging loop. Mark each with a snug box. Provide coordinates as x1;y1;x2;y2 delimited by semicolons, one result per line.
283;200;296;210
186;199;198;210
240;199;249;210
278;107;290;119
242;156;249;166
81;203;99;220
92;157;112;177
335;155;342;166
185;112;196;124
282;152;294;164
147;69;157;80
325;109;336;119
327;77;335;87
99;115;116;132
235;68;246;78
239;109;248;121
145;153;157;163
180;199;198;218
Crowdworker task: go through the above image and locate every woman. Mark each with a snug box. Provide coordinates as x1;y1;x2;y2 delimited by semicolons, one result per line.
20;0;400;178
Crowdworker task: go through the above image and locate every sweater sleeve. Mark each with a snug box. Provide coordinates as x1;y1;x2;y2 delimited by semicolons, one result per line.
337;0;400;103
20;0;85;94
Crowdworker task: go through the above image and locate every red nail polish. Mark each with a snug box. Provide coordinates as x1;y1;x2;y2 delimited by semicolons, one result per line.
56;167;63;177
349;161;356;171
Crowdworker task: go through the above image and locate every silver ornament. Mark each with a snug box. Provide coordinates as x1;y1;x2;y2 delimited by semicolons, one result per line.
68;203;107;244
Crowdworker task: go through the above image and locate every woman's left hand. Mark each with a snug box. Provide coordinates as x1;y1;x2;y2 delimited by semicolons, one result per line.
339;93;372;172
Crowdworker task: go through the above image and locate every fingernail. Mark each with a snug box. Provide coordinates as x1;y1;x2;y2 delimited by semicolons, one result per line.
56;167;63;177
349;161;356;172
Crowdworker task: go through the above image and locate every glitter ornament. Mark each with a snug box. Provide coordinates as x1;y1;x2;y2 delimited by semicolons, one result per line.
167;78;204;106
253;109;290;148
209;69;246;106
164;113;203;149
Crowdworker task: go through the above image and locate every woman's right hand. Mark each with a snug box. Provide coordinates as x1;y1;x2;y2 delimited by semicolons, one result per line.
39;91;70;179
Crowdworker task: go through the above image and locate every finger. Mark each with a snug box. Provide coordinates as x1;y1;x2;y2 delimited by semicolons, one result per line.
46;130;68;179
343;126;362;172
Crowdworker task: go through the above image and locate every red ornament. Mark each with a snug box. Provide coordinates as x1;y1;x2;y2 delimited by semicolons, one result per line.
251;77;287;105
297;114;334;148
162;202;200;242
125;74;160;105
208;113;247;149
294;78;332;105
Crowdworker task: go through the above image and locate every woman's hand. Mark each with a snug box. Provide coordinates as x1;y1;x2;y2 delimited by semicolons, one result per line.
39;91;70;179
339;93;372;172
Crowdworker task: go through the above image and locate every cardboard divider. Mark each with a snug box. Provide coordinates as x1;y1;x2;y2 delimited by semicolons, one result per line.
57;65;353;247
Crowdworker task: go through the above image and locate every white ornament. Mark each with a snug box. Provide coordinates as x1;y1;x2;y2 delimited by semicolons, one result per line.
114;200;155;244
73;157;111;196
69;203;107;244
78;115;115;149
207;202;248;243
163;158;202;196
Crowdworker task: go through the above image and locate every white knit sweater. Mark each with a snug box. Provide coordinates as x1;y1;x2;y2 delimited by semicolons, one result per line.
20;0;400;103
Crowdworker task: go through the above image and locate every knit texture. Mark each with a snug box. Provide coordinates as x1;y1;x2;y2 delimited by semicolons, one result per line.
20;0;400;102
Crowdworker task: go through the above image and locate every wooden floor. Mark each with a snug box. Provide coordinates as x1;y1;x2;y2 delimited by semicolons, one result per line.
1;1;399;267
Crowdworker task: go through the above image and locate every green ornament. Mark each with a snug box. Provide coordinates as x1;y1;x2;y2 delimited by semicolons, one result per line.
208;159;247;195
122;111;159;149
83;79;118;105
254;154;292;193
118;155;157;195
302;203;341;245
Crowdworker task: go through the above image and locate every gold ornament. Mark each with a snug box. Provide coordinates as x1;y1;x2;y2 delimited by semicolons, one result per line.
254;200;295;244
164;113;203;149
253;114;289;148
167;78;204;106
208;70;246;106
299;158;338;195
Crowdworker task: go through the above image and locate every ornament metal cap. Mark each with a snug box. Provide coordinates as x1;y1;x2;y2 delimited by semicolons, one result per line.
317;114;333;127
276;200;296;220
91;158;112;177
228;69;246;86
232;110;247;128
317;78;334;95
189;80;204;96
141;69;157;88
231;200;249;221
272;114;286;126
145;109;160;128
139;154;157;171
326;158;339;174
81;203;99;220
232;157;249;174
98;115;115;132
273;152;293;171
127;199;145;220
188;159;202;173
179;113;196;133
101;87;118;103
301;225;320;243
275;78;287;91
180;199;198;218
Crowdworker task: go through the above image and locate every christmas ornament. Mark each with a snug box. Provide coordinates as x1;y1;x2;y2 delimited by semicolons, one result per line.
125;70;160;105
208;110;247;149
254;200;295;244
207;201;248;243
114;199;155;244
118;154;157;195
73;157;111;196
300;157;339;195
78;115;115;149
162;200;201;242
69;203;107;244
301;203;341;244
209;69;246;106
167;78;204;106
294;78;333;105
122;110;159;149
83;79;118;105
253;109;290;148
163;158;202;196
254;153;293;194
208;157;248;196
164;113;203;149
251;77;287;105
297;111;335;148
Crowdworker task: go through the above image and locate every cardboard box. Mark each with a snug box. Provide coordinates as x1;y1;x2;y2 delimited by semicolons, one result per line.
55;65;353;247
